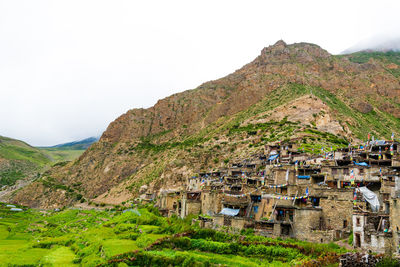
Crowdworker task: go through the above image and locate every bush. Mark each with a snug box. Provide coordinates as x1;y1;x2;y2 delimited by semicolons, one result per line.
348;231;353;245
377;257;400;267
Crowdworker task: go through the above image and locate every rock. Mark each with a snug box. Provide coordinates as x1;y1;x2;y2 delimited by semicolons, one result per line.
339;252;382;267
139;185;148;194
355;102;373;114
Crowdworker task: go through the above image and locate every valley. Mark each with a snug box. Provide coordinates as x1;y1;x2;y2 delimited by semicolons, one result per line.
1;41;400;266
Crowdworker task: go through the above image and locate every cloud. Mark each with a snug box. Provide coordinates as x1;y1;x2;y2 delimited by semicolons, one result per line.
342;35;400;54
0;0;399;146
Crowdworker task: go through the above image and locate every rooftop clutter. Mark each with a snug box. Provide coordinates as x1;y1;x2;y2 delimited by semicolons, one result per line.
154;138;400;255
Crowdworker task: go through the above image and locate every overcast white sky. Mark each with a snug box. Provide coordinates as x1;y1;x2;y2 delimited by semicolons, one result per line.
0;0;399;146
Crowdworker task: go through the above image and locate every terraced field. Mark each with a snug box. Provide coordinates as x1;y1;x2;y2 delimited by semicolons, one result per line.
0;203;347;266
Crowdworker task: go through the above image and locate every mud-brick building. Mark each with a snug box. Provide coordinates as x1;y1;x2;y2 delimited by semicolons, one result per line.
180;191;202;218
153;139;400;254
201;187;223;216
157;189;181;217
353;211;392;253
310;188;353;239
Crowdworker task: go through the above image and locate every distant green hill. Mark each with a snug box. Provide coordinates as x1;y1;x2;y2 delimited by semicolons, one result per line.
0;136;50;167
0;136;96;186
37;137;98;162
0;136;51;186
43;137;98;150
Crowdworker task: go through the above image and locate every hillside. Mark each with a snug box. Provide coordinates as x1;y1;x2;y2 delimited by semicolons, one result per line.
38;137;98;162
0;136;50;187
0;136;96;202
343;51;400;77
11;40;400;208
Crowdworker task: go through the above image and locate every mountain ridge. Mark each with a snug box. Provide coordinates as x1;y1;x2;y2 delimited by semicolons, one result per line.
42;137;99;150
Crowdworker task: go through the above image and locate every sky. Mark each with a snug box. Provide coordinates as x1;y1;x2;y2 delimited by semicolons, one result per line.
0;0;399;146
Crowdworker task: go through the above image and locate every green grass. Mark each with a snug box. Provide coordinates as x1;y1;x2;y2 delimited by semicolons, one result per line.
0;136;87;186
41;246;76;266
343;51;400;77
0;203;347;266
39;148;85;162
102;239;139;257
0;136;50;166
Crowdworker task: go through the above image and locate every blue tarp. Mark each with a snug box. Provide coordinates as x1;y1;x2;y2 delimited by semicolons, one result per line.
219;208;240;216
268;154;279;161
354;162;369;167
297;175;311;179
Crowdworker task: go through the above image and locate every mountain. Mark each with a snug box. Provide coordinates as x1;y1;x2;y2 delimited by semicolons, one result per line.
10;40;400;208
0;136;50;187
342;36;400;54
340;50;400;78
45;137;98;150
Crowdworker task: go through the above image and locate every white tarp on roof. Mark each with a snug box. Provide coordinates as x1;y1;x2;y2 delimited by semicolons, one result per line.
219;208;240;216
357;186;380;212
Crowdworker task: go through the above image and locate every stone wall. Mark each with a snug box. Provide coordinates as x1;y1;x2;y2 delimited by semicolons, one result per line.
185;200;201;217
231;217;246;230
390;198;400;254
201;190;223;215
293;208;322;241
320;198;353;233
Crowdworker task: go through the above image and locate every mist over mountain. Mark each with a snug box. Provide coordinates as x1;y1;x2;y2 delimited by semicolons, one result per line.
342;35;400;54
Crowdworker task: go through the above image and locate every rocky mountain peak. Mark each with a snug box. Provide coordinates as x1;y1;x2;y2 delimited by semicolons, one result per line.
258;41;330;65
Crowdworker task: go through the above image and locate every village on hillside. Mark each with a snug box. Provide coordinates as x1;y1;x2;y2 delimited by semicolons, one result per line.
141;136;400;255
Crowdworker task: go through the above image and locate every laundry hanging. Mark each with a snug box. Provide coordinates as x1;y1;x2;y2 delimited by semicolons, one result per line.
357;187;380;212
219;208;240;216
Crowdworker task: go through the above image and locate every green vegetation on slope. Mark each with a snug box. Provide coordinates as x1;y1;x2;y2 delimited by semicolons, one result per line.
0;136;87;186
238;83;400;141
39;148;85;162
0;136;50;166
124;83;400;177
344;51;400;77
138;82;399;151
0;203;346;266
0;136;50;186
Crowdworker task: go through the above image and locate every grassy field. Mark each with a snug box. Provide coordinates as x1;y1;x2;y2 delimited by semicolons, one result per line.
0;202;350;267
39;148;85;162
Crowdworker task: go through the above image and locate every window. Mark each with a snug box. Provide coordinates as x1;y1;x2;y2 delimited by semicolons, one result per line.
311;197;320;207
356;217;361;227
343;220;348;228
343;168;349;175
359;168;364;174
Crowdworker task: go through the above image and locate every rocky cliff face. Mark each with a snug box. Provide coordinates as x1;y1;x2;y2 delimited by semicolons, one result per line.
11;41;400;208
